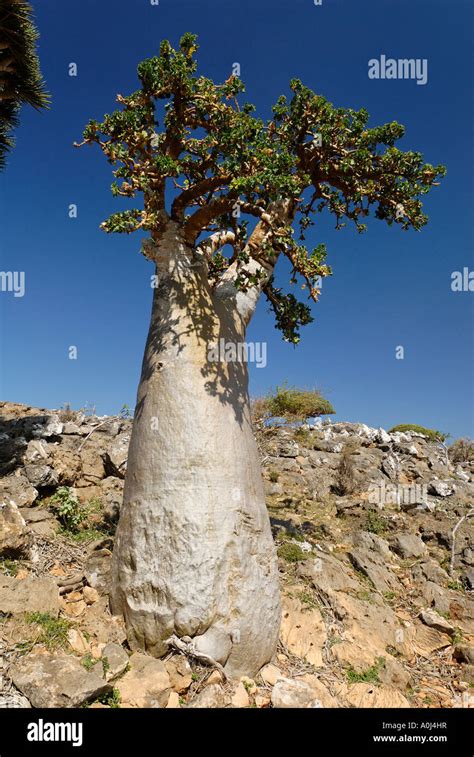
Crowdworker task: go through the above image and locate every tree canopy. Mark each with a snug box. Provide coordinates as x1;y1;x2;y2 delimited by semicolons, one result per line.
0;0;49;169
78;32;445;343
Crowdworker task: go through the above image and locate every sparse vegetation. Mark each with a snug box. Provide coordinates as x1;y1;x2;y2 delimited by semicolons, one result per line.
365;510;387;535
449;438;474;464
102;656;110;676
298;590;318;608
268;469;280;483
332;443;358;496
346;657;384;684
58;402;77;422
254;383;335;425
277;542;307;562
49;487;86;533
0;558;19;577
97;688;121;708
26;613;70;650
66;528;105;544
81;654;96;672
389;424;448;443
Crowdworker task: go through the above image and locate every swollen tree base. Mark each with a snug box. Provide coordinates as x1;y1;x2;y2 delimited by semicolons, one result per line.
110;227;281;678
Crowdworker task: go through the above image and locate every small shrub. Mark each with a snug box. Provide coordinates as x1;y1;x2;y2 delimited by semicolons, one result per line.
294;427;313;447
277;542;306;562
268;469;280;483
67;528;105;544
298;590;318;608
102;656;110;676
26;613;70;649
389;424;448;443
98;688;121;708
332;443;357;496
449;438;474;464
346;657;384;684
58;402;76;423
49;487;86;533
255;383;335;424
81;654;96;671
0;558;19;577
365;510;387;535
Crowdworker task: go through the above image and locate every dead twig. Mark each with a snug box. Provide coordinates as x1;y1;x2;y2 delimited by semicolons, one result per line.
450;509;474;576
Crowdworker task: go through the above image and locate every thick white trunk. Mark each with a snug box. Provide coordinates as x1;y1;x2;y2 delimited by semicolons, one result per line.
111;225;280;677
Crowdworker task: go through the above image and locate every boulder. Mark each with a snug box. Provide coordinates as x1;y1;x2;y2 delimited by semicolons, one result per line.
428;480;456;497
259;663;281;686
348;548;400;593
188;683;225;708
297;552;359;595
24;464;58;489
230;682;250;708
390;533;427;559
84;550;112;595
0;575;59;616
101;642;129;681
419;609;455;636
103;435;130;479
24;440;49;464
19;508;59;538
165;655;193;693
115;653;170;707
0;502;28;557
0;690;31;708
10;651;110;707
0;473;37;508
271;677;333;708
453;645;474;665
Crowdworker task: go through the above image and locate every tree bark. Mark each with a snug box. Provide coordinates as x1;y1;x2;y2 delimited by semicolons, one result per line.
110;223;280;677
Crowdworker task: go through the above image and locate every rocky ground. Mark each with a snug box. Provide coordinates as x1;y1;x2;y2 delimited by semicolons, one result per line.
0;401;473;708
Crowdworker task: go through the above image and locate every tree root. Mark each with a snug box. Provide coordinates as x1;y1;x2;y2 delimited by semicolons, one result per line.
165;634;229;682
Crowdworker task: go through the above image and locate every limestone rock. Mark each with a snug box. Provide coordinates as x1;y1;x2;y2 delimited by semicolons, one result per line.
115;653;170;708
0;473;37;508
103;435;130;479
230;681;250;707
0;575;59;616
165;655;193;693
259;663;281;686
101;642;129;681
280;594;325;667
271;677;331;708
192;626;232;666
187;683;225;708
453;644;474;665
0;690;31;708
419;609;455;636
428;480;456;497
348;548;400;593
10;651;111;707
83;586;100;605
391;533;427;558
337;682;410;708
67;629;90;655
0;501;28;557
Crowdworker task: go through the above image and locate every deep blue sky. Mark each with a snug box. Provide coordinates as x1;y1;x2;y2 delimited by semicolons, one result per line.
0;0;472;437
